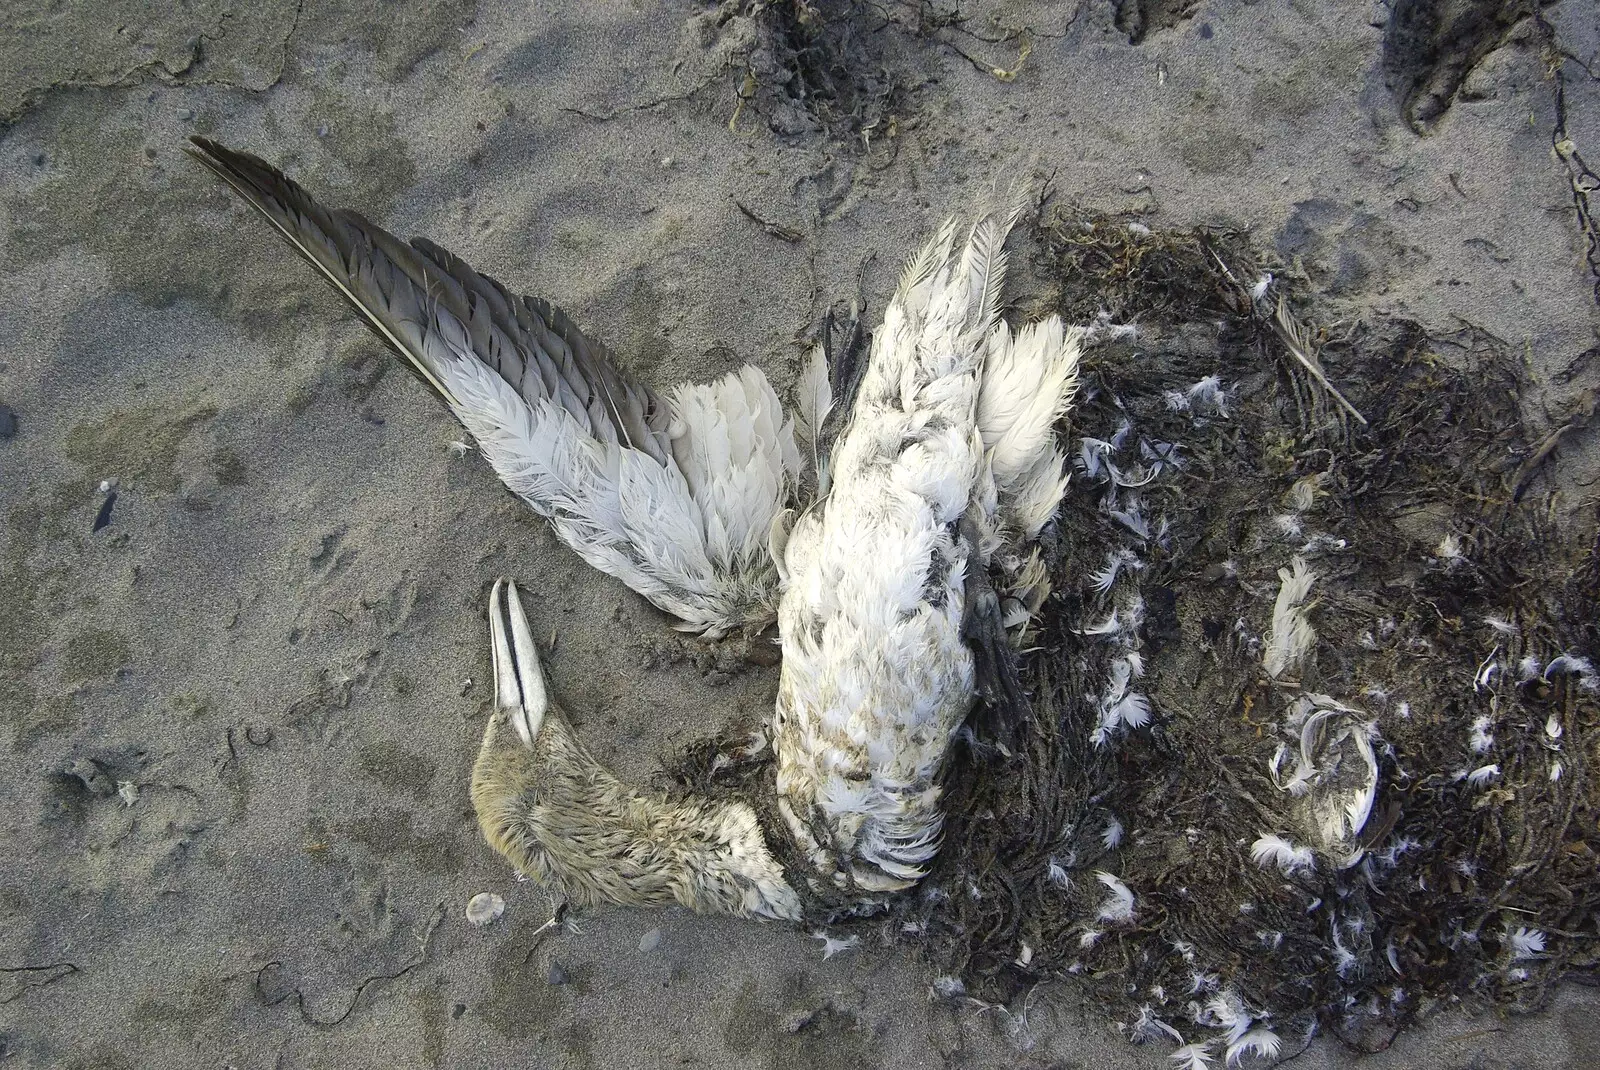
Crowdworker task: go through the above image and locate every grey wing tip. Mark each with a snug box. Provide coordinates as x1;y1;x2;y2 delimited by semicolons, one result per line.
184;136;266;182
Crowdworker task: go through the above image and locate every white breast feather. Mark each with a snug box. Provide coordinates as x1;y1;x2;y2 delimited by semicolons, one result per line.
774;209;1080;891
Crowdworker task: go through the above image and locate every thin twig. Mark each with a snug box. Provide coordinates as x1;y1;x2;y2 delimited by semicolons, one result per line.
1270;296;1369;426
734;200;805;243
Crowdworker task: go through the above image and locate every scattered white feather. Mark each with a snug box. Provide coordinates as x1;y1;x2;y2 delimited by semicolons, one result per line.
1201;988;1254;1043
1546;653;1598;690
1047;858;1073;889
1469;715;1495;754
1078;609;1121;636
1095;871;1136;924
1545;713;1564;741
1112;692;1153;731
1285;474;1321;512
1507;926;1545;959
1250;834;1316;876
1102;816;1125;850
791;343;833;480
1225;1027;1281;1066
447;439;473;456
1546;653;1595;677
1519;655;1543;681
1332;933;1359;978
1482;614;1517;636
1187;375;1230;417
812;930;861;959
1170;1041;1215;1070
1079;928;1103;949
1082;311;1139;345
1466;764;1500;787
1263;557;1317;678
1250;273;1273;303
1474;649;1502;693
1112;507;1152;541
1132;1005;1185;1045
1078;436;1116;480
1090;547;1141;593
1095;658;1153;745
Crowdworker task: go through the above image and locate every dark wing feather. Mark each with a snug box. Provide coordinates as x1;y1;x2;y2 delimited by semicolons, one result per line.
185;137;673;463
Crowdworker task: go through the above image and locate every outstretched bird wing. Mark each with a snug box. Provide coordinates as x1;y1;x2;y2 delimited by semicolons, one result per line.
188;138;814;636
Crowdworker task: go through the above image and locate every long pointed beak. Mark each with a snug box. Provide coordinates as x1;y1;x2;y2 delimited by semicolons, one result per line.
490;579;547;748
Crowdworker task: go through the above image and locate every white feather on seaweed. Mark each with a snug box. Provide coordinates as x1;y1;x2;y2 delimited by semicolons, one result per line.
1263;556;1317;678
1095;871;1136;924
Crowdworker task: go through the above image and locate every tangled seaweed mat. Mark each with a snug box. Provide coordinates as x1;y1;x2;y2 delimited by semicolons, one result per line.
671;211;1600;1053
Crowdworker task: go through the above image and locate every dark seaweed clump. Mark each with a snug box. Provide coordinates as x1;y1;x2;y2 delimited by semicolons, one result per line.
725;0;905;143
911;211;1600;1050
666;210;1600;1051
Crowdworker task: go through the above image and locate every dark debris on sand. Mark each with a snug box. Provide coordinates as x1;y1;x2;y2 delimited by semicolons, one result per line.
916;211;1600;1049
719;1;1036;150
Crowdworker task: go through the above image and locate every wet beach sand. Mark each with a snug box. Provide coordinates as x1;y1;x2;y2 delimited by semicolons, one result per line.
2;2;1598;1066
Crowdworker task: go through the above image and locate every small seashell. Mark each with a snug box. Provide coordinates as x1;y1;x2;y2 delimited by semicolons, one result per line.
638;927;662;952
465;892;505;927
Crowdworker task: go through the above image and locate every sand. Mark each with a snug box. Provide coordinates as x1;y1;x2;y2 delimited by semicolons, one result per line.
1;1;1597;1066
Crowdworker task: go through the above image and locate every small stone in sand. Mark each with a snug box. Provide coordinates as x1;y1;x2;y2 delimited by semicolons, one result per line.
67;757;116;796
466;892;505;927
781;1008;817;1034
638;928;662;952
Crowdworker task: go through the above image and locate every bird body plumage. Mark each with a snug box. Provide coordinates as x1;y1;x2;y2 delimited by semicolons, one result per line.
191;138;1081;913
774;212;1082;892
